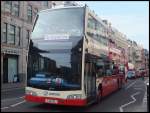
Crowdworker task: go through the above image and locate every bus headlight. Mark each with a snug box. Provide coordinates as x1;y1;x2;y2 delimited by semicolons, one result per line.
26;89;37;96
67;94;82;99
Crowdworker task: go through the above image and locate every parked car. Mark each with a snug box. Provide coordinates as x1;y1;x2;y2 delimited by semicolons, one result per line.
127;71;136;79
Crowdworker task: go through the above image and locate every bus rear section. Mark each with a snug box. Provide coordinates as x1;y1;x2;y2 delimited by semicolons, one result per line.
84;53;126;104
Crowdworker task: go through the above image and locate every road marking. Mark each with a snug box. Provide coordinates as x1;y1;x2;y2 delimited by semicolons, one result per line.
1;107;9;110
119;92;140;112
144;79;149;84
134;85;145;87
10;100;26;107
134;87;145;91
1;99;26;110
143;91;147;103
1;96;25;102
125;81;137;90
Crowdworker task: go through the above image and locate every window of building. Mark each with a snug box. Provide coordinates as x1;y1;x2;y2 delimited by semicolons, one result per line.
43;1;49;7
101;37;108;46
2;23;7;43
7;24;15;44
4;1;12;13
12;1;20;17
27;5;32;22
16;27;21;45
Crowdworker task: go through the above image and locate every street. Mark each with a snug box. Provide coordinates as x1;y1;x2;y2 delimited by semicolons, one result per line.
1;77;149;112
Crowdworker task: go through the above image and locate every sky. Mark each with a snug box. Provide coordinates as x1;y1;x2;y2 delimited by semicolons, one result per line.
79;1;149;50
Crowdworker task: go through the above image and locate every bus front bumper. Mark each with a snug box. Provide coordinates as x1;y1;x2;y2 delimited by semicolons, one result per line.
25;95;87;106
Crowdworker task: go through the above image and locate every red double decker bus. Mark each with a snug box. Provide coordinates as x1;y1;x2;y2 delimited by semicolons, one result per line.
25;5;127;106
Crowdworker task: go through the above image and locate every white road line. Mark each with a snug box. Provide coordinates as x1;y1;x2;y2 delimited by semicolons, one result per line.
134;87;145;91
10;100;26;107
1;96;25;102
134;85;145;87
143;99;147;102
119;92;140;112
125;81;137;90
1;99;26;110
1;107;9;110
144;80;149;84
143;91;147;103
144;78;149;83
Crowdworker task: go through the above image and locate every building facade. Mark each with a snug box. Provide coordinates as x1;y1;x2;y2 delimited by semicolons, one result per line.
1;1;65;90
135;44;143;70
142;49;149;70
127;39;146;71
127;39;137;69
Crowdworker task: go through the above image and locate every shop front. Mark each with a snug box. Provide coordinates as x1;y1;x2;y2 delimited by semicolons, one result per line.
1;48;26;91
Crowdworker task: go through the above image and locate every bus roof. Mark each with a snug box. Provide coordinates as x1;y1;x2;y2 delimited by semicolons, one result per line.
38;5;85;14
37;5;109;32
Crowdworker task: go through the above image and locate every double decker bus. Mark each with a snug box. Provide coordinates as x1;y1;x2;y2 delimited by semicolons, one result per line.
25;5;127;106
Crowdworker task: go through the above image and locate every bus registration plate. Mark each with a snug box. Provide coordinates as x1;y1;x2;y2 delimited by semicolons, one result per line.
45;99;58;104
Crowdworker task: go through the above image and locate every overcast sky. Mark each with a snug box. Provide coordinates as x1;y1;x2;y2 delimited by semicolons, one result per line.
80;1;149;50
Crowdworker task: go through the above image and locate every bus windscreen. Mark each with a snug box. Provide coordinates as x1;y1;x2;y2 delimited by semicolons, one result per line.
27;7;84;91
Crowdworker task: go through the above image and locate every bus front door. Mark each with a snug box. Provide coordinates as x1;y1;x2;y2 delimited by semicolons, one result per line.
85;62;96;104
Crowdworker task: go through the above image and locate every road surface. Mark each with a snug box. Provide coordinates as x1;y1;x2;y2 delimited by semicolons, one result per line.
1;77;148;112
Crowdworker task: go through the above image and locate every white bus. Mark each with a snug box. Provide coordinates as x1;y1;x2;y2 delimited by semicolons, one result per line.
25;5;126;106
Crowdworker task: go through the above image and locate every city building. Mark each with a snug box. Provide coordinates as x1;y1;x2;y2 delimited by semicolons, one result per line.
127;39;146;71
127;39;137;68
142;49;149;70
106;25;129;65
133;41;143;70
